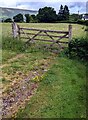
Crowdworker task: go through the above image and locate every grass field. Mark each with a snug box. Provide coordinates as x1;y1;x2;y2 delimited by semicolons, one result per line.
1;23;87;118
2;23;87;38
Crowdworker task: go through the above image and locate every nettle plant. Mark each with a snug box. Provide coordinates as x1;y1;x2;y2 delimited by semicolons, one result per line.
68;37;88;61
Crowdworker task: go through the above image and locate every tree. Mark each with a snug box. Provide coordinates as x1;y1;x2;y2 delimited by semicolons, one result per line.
60;5;63;10
37;7;57;23
58;5;64;21
25;14;30;23
69;14;82;21
58;5;69;21
4;18;12;22
31;15;38;22
69;14;78;21
63;5;69;20
13;13;24;22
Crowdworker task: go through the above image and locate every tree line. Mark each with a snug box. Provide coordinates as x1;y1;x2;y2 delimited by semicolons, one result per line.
3;5;82;23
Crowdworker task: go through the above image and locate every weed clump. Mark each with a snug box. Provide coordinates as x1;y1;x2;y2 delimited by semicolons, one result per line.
64;37;88;61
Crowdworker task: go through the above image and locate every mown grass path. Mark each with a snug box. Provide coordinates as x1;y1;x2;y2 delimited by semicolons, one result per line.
17;57;86;118
2;53;56;118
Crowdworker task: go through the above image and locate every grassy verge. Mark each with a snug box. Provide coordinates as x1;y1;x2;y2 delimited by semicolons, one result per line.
2;36;56;90
17;56;86;118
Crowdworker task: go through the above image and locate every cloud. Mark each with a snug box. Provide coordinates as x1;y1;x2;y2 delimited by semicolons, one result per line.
0;0;87;14
0;0;17;8
19;0;87;2
0;0;87;8
69;2;86;8
69;2;86;13
16;4;31;10
86;1;88;12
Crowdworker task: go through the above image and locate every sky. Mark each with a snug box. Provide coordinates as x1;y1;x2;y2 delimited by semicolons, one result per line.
0;0;88;14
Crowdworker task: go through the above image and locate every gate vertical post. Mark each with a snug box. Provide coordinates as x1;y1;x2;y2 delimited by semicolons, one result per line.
68;24;72;42
12;22;19;38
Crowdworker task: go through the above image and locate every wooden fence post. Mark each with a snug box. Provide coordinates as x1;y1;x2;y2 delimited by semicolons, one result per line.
68;24;72;42
17;24;20;39
12;22;19;38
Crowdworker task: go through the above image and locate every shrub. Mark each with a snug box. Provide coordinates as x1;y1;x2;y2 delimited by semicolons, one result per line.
37;7;57;23
13;13;24;23
4;18;12;22
67;37;88;61
77;20;88;26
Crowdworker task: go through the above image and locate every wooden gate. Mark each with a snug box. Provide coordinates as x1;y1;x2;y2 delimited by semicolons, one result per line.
12;23;72;51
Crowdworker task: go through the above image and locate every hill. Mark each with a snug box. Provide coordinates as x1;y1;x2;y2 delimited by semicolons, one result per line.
0;7;38;21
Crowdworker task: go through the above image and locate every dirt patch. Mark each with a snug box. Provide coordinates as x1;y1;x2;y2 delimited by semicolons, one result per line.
2;56;55;118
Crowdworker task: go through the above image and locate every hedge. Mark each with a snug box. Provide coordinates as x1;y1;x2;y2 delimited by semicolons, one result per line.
67;37;88;61
77;20;88;26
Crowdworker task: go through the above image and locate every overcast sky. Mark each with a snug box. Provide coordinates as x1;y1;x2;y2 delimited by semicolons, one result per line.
0;0;88;14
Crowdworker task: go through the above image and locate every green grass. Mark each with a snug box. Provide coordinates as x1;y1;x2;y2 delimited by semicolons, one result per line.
19;23;86;37
1;23;87;118
17;56;86;118
2;36;55;88
1;23;86;62
2;51;52;75
1;23;86;38
2;50;17;63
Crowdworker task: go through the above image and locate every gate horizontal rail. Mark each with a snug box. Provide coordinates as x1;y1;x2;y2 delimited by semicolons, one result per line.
21;37;69;44
20;27;69;34
20;32;69;38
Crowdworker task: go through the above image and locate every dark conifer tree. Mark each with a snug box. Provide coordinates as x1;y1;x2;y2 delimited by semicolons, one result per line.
58;5;69;21
63;5;69;20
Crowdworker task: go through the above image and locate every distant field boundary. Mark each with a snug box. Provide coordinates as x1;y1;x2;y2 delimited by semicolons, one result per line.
12;22;72;51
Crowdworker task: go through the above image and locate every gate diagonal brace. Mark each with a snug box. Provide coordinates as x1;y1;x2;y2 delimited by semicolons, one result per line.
20;28;31;42
50;33;68;48
26;31;42;44
44;31;55;42
44;31;61;48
